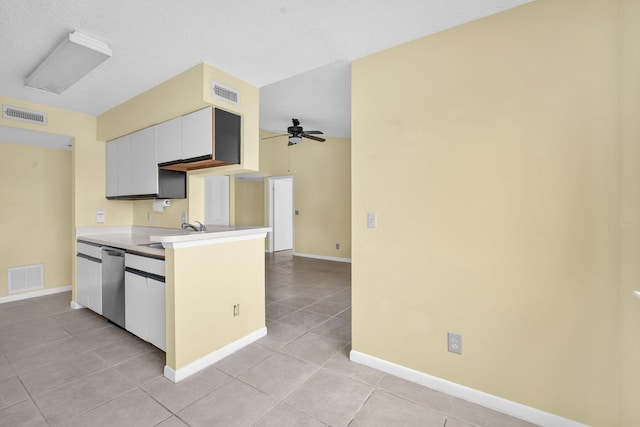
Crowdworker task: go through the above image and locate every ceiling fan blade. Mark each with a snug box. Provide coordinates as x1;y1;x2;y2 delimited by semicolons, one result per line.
303;130;324;135
302;134;326;142
261;133;290;140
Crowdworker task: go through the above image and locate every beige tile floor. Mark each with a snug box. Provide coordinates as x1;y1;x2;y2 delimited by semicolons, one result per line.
0;251;537;426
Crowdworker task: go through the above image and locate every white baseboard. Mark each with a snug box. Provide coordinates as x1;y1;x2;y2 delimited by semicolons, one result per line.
293;252;352;263
0;285;71;304
350;350;589;427
164;327;267;383
70;301;84;310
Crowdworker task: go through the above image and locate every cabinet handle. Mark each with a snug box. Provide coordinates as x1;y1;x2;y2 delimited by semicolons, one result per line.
104;250;124;257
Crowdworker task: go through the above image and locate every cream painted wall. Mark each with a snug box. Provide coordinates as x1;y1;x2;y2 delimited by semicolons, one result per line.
164;238;265;370
0;142;71;297
258;135;351;259
352;1;622;425
618;0;640;425
132;199;189;228
235;180;264;226
97;64;205;141
0;97;132;228
0;97;132;300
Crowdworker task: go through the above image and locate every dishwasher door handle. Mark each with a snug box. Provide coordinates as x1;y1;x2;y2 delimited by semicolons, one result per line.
103;249;124;257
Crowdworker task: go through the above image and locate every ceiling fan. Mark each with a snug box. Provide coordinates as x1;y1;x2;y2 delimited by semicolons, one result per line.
262;118;326;146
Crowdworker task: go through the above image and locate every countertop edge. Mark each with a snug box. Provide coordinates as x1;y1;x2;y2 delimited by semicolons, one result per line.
150;226;272;244
76;226;271;257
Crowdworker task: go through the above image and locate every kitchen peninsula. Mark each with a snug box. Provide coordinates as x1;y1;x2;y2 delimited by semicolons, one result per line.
76;225;270;382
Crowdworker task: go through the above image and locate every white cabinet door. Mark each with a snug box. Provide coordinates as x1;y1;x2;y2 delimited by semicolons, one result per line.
131;126;158;196
125;271;166;351
125;271;148;340
157;117;182;164
76;256;90;307
77;256;101;314
116;135;132;196
181;107;212;160
86;261;102;315
105;142;118;198
147;278;166;351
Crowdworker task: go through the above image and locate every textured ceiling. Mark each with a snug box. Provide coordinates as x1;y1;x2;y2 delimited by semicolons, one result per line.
0;0;533;139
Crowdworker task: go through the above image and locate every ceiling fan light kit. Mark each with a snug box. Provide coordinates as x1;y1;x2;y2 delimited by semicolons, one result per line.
288;136;302;145
264;118;326;146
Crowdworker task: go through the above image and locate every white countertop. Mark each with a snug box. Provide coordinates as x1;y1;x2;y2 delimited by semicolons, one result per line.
150;225;271;247
77;225;271;256
78;232;167;258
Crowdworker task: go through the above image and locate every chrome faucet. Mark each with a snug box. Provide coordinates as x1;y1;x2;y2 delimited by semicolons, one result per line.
181;221;206;232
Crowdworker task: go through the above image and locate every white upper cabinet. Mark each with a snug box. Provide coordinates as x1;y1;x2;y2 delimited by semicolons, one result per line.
130;126;158;196
105;106;238;198
116;135;132;197
105;140;118;198
156;116;182;164
181;107;213;161
107;126;186;199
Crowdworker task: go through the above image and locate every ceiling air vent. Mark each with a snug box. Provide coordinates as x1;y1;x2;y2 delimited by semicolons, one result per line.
2;105;48;125
211;81;240;105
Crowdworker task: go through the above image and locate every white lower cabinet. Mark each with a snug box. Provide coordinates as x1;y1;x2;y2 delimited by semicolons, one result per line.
76;252;102;314
124;271;147;340
125;254;166;351
146;278;166;350
76;256;90;308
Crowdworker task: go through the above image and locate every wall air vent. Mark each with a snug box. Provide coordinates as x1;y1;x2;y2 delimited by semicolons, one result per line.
211;81;240;105
8;264;44;294
2;105;48;125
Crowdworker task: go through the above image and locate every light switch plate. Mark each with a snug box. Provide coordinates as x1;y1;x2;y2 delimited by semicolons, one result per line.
96;210;105;223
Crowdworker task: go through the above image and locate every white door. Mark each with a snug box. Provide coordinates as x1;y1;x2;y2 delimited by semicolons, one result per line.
204;175;230;225
271;177;294;252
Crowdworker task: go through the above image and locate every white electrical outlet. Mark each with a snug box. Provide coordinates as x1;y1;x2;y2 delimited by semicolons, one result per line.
367;212;377;228
448;332;462;354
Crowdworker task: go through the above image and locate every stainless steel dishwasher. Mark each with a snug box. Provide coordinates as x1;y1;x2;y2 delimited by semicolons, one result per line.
101;246;125;328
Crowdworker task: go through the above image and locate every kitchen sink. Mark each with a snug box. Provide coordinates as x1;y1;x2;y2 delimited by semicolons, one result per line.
138;242;164;249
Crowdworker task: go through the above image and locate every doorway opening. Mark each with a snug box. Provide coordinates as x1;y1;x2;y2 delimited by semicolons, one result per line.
204;175;230;225
267;176;294;252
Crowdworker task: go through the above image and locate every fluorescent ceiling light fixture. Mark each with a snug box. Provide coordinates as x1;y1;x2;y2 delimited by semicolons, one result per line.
25;31;112;94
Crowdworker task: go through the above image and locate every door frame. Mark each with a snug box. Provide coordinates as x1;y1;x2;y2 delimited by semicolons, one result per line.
266;176;294;253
